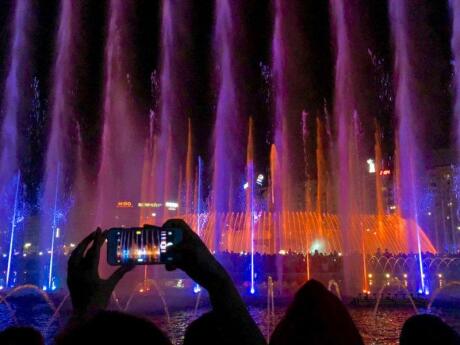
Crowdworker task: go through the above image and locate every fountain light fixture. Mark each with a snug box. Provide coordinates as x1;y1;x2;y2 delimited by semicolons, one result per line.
368;273;373;278
385;273;390;279
367;159;376;173
310;239;324;253
403;273;408;278
23;243;31;249
438;273;443;278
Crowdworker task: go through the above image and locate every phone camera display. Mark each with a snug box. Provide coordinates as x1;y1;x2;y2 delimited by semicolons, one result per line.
115;228;168;264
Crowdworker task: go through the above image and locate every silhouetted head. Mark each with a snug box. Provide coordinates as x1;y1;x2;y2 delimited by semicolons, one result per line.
400;314;460;345
270;279;363;345
184;311;233;345
0;326;44;345
56;310;171;345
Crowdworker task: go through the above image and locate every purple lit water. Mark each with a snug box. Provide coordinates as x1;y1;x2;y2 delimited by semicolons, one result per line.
389;0;427;293
95;0;143;229
152;0;174;217
330;0;367;295
41;0;78;289
452;0;460;188
0;0;33;288
149;0;191;223
212;0;243;251
0;0;30;187
272;0;286;217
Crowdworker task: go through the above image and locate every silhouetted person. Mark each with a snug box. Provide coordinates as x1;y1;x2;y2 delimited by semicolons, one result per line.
0;326;44;345
270;279;363;345
164;219;266;345
57;220;265;345
400;314;460;345
56;310;171;345
184;311;233;345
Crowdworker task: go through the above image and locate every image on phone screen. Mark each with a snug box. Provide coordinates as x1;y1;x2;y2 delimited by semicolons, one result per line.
107;227;181;265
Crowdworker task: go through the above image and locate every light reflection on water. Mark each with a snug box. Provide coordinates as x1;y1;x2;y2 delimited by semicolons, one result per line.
1;299;459;345
149;307;460;345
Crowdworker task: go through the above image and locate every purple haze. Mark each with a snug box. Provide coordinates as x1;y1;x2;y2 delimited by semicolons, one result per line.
452;0;460;161
389;0;426;292
0;0;31;188
212;0;242;251
150;0;190;222
95;0;143;229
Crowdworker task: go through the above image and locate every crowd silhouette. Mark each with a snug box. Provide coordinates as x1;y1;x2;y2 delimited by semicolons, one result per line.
0;219;459;345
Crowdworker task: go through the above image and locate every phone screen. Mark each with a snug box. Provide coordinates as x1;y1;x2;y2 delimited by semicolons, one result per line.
107;226;182;265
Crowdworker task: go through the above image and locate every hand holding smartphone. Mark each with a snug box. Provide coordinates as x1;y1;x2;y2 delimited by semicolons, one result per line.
106;226;183;265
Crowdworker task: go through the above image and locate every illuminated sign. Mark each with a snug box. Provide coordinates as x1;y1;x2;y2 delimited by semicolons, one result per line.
116;201;133;208
379;169;391;176
137;202;163;208
165;201;179;210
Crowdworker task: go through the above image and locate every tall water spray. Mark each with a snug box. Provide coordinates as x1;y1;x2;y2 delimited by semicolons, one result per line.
147;0;191;224
330;0;370;294
246;118;256;294
153;0;174;218
212;0;242;252
0;0;30;187
452;0;460;175
272;0;288;217
5;171;21;287
41;0;78;289
0;0;33;286
389;0;427;293
96;0;142;229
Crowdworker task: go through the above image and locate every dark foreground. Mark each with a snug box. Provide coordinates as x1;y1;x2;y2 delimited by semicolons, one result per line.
1;293;459;345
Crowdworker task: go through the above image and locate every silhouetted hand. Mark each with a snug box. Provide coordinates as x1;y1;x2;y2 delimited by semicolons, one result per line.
160;219;230;292
67;228;134;316
161;219;266;345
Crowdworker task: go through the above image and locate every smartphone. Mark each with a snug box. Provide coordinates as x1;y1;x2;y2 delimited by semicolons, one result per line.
107;226;183;265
